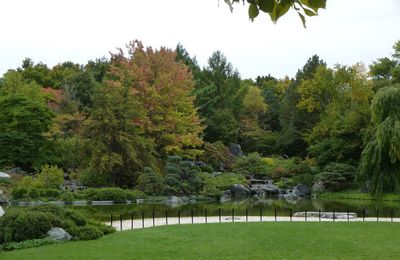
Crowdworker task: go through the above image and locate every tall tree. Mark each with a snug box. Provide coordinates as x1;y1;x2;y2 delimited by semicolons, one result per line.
358;85;400;194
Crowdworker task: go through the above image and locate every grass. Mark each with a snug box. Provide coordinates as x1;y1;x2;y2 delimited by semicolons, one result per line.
1;222;400;259
318;190;400;201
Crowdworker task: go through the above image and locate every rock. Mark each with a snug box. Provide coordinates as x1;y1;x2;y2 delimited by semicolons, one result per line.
263;181;279;195
61;180;85;192
229;144;244;157
292;184;311;197
312;180;326;193
293;211;357;219
162;196;190;207
0;172;11;179
230;184;250;198
5;167;26;175
47;227;72;241
0;205;4;217
92;201;114;205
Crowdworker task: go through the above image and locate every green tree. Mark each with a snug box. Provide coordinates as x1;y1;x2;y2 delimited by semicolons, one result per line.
370;40;400;89
35;164;64;189
358;85;400;194
0;94;54;169
82;79;155;187
136;167;164;195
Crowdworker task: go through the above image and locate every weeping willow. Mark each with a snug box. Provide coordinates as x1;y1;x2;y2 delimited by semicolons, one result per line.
358;85;400;194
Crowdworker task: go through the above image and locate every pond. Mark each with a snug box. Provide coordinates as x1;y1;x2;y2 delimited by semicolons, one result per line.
63;197;400;221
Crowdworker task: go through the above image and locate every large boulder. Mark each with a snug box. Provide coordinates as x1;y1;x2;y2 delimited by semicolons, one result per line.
312;180;326;193
292;184;311;197
47;227;72;241
162;196;190;207
220;190;232;202
0;205;4;217
230;184;250;198
229;144;244;157
0;172;11;179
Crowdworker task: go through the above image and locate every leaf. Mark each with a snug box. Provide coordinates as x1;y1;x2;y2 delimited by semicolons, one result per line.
248;3;259;20
298;12;306;28
257;0;275;13
303;7;317;16
269;2;291;22
300;0;326;11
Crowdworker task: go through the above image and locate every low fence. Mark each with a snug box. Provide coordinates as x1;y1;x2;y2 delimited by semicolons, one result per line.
108;208;400;231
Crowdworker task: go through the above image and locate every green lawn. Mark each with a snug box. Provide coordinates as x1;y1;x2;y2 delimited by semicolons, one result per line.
1;222;400;259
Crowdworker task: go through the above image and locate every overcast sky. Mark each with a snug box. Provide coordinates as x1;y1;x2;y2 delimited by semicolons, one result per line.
1;0;399;79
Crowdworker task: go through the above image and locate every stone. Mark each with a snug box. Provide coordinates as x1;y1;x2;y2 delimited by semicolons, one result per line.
230;184;250;198
293;211;357;219
5;167;26;175
264;181;279;194
312;180;326;193
162;196;190;207
0;205;4;217
47;227;72;241
0;172;11;179
229;144;244;157
292;184;311;197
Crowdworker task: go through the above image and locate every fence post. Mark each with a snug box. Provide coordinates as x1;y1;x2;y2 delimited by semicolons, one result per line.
219;208;221;223
333;209;335;222
246;208;248;222
205;208;208;223
191;209;194;224
391;209;393;223
362;208;365;222
305;209;307;222
178;210;181;224
131;213;134;230
120;214;122;231
142;212;144;228
111;214;113;227
232;208;234;222
347;208;349;222
377;209;379;222
165;210;168;225
274;208;277;222
260;208;262;222
152;211;155;227
318;209;321;222
290;208;292;222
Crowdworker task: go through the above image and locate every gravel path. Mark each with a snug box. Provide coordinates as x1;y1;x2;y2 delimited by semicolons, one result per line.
106;215;400;231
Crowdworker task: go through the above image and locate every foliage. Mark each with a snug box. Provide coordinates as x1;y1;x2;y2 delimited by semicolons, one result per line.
198;142;236;171
0;94;54;169
35;164;64;189
316;162;356;191
82;188;145;203
232;153;272;177
358;85;400;194
135;167;164;195
82;75;155;187
0;205;114;245
0;237;61;252
163;156;204;194
109;40;204;158
205;109;238;144
199;172;246;196
225;0;326;27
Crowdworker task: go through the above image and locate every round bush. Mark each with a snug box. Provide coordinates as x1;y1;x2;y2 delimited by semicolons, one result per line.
77;225;103;240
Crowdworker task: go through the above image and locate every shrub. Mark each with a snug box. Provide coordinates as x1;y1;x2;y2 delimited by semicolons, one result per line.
27;188;40;198
35;164;64;189
136;167;164;195
199;142;236;171
232;152;272;177
271;166;290;179
60;191;75;202
11;187;28;199
82;188;143;202
316;162;356;191
293;173;315;186
77;225;103;240
199;172;246;196
87;219;115;235
40;189;61;198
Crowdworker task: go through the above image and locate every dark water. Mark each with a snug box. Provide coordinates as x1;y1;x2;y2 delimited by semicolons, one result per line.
65;198;400;221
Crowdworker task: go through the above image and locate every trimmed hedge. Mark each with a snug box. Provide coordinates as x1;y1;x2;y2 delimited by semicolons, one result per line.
82;188;145;202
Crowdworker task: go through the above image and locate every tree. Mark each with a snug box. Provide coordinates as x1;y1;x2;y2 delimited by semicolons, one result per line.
0;94;54;169
358;85;400;194
109;40;204;159
370;40;400;89
136;167;164;195
205;108;239;144
82;80;155;187
225;0;327;27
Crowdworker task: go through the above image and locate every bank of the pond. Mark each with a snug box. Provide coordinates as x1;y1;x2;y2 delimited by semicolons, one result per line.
2;222;400;259
318;191;400;201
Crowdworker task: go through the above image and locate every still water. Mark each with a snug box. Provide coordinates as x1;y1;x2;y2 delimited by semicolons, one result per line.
67;197;400;221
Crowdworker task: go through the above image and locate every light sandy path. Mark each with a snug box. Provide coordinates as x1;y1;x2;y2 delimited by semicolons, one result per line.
106;216;400;231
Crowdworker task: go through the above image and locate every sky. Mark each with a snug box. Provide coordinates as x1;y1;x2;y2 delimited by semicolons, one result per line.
0;0;399;79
